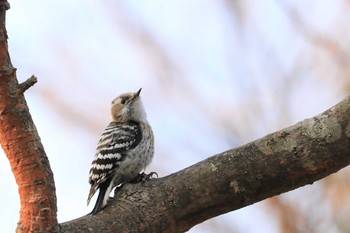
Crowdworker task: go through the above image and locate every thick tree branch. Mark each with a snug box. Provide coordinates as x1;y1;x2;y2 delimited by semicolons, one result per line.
0;1;58;232
60;96;350;233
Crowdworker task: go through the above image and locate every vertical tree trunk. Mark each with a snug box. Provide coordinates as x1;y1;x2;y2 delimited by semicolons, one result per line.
0;1;58;232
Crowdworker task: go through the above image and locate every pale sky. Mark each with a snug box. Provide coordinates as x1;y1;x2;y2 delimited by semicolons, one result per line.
0;1;347;232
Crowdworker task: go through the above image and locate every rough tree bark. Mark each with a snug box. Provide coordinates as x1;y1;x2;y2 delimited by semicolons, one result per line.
1;2;350;233
59;95;350;233
0;2;58;233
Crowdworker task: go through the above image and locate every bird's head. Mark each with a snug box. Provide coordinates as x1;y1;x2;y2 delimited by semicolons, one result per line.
111;88;147;123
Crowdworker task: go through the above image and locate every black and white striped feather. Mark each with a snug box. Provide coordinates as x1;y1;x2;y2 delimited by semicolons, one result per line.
87;120;142;213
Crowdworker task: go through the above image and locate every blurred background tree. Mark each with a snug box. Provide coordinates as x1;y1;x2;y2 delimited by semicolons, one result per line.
0;1;349;232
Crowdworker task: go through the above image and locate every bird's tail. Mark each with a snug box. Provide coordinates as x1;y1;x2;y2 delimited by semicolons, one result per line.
90;177;113;215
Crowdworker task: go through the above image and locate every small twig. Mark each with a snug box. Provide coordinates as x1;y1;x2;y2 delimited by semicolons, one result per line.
18;75;38;93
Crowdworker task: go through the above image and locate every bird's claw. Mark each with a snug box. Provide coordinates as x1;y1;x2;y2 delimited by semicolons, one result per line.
130;172;158;184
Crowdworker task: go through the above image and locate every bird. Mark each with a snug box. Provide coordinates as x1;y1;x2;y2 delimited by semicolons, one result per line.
87;88;154;215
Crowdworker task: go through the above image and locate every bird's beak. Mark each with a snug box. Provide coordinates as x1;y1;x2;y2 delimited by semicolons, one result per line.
136;88;142;97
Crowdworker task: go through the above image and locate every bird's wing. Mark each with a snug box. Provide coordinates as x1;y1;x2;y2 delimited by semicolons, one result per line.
87;121;142;204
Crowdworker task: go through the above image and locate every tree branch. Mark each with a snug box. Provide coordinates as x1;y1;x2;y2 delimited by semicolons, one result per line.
2;1;349;232
0;1;58;232
60;95;350;233
18;75;38;94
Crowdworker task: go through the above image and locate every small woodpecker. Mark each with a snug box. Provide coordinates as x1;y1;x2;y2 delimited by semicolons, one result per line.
87;88;154;215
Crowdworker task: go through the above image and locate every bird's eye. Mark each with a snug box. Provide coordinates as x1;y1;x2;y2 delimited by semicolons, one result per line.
121;98;128;105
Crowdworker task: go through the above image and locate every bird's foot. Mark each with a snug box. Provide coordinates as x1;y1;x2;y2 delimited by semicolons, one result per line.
130;172;158;184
